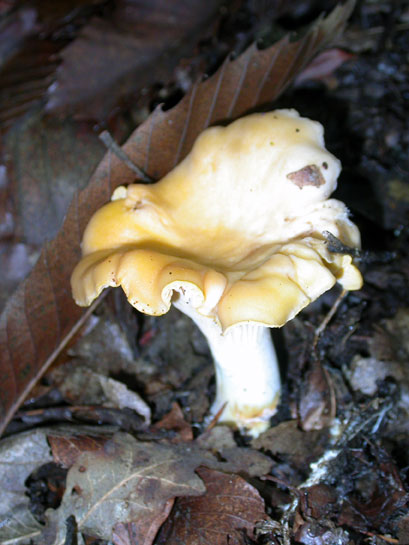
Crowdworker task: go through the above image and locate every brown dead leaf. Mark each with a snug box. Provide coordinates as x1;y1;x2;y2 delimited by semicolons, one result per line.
252;420;329;469
298;484;338;519
0;1;108;130
0;428;53;544
197;426;273;477
397;512;409;544
48;432;109;469
196;424;237;450
298;361;336;431
0;0;356;436
45;0;222;120
153;402;194;443
49;363;151;424
156;466;268;545
113;499;174;545
30;424;272;544
3;112;105;246
0;241;38;310
41;432;206;545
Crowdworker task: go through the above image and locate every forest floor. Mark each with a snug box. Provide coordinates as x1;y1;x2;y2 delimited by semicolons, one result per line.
0;1;409;544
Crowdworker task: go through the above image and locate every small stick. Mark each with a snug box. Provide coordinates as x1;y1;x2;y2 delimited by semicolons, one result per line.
203;402;228;433
313;288;347;347
99;131;153;183
362;531;398;544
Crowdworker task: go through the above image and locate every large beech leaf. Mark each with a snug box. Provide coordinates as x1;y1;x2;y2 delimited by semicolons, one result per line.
156;466;267;545
0;0;355;435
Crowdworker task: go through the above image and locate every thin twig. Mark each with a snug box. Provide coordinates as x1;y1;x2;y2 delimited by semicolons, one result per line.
313;288;347;347
363;531;399;544
203;402;228;433
99;131;153;182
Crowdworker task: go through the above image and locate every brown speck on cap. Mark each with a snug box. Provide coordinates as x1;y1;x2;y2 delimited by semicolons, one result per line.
287;164;325;189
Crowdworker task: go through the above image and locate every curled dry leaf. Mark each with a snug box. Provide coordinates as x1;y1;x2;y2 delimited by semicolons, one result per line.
156;466;268;545
295;48;355;85
50;364;151;424
0;0;355;436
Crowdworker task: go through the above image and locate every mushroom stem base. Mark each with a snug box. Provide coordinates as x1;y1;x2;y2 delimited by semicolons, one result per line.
173;298;281;437
209;324;281;437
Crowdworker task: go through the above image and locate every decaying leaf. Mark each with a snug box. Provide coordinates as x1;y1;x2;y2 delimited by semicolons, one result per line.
41;432;206;545
337;445;408;534
0;504;44;545
0;0;355;436
252;420;329;469
156;466;268;545
41;426;273;544
3;112;105;247
0;429;53;544
0;1;108;130
298;361;336;431
153;402;194;443
196;424;237;450
112;499;174;545
48;430;111;469
197;426;273;477
46;0;222;120
49;364;151;424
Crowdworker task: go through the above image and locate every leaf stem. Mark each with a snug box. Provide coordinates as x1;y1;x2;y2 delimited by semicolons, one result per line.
99;131;153;182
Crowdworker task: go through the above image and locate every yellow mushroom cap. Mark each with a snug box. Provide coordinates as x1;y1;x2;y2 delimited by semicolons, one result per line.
71;109;362;331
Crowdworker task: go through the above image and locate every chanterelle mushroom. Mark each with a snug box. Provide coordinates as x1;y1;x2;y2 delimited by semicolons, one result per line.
71;109;362;437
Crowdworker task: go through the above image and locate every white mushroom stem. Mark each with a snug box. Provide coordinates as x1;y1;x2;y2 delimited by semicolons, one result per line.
173;296;281;437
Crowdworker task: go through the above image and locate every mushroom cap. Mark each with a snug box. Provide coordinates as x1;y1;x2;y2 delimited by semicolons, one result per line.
72;110;362;331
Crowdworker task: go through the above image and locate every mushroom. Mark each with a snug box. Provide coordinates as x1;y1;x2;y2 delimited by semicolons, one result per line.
71;109;362;437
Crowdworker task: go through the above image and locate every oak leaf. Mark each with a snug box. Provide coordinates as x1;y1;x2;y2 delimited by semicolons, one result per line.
41;432;206;545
